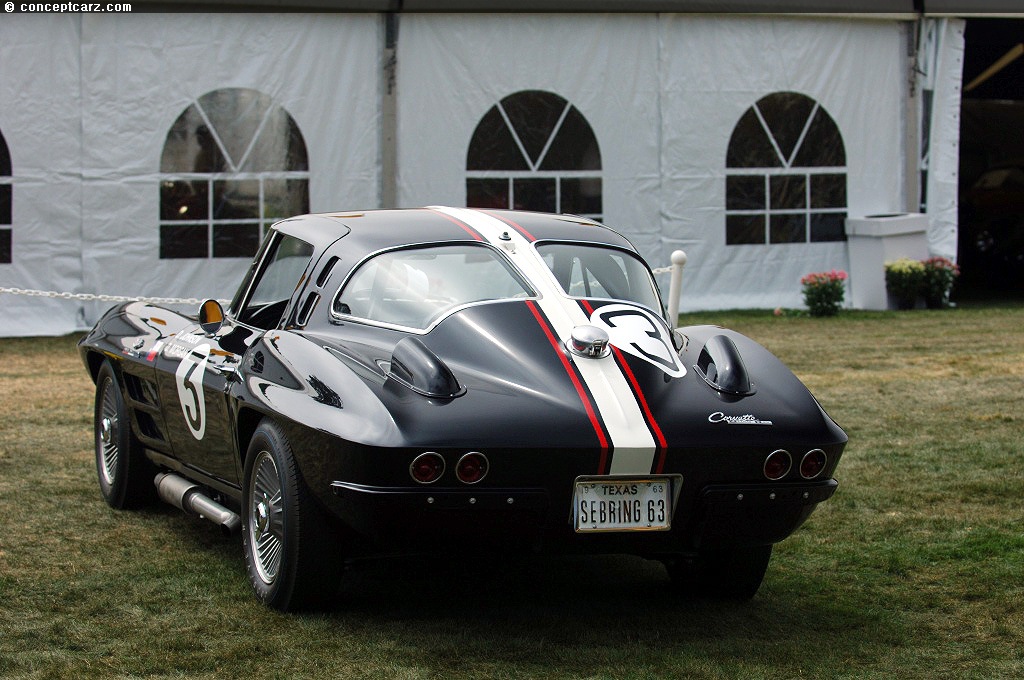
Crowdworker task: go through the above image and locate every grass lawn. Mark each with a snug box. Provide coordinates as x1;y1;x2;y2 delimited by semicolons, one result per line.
0;303;1022;679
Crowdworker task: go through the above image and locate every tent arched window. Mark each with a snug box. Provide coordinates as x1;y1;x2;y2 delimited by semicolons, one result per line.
725;92;847;245
159;88;310;259
466;90;602;220
1;129;11;263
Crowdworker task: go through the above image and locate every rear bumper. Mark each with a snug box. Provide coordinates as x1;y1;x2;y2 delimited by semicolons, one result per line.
689;479;838;548
701;478;837;506
327;477;838;557
331;481;549;512
329;481;551;555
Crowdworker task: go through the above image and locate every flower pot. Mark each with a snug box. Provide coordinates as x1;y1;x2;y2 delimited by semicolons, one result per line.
896;295;918;311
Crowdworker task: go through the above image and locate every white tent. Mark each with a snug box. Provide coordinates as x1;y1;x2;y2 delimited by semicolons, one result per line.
0;10;965;336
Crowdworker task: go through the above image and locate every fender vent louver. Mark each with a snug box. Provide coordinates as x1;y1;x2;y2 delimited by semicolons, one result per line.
134;410;164;441
694;334;756;396
295;292;320;328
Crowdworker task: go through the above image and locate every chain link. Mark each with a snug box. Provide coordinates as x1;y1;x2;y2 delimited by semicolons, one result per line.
0;287;226;306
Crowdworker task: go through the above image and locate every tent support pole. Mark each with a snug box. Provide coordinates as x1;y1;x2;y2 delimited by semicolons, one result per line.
381;12;399;208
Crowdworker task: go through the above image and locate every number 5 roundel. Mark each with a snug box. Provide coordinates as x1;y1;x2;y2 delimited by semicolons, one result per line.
175;344;211;440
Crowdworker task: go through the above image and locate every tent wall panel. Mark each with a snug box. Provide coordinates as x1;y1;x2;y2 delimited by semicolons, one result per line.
659;16;906;310
0;17;86;335
1;14;380;336
395;13;664;257
78;14;381;326
918;17;965;260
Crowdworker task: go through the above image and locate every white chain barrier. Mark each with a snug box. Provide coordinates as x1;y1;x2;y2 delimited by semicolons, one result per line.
0;287;223;306
1;249;688;322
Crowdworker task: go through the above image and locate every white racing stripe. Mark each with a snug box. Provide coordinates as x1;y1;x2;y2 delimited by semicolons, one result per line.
431;206;658;475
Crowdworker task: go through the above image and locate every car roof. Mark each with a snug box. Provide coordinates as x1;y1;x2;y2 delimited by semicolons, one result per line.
271;207;636;257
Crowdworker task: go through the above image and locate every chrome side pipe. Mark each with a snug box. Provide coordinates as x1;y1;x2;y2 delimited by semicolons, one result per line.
154;472;241;535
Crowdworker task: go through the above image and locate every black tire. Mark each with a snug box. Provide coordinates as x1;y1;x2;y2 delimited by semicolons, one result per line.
94;360;157;509
666;544;772;601
242;419;342;611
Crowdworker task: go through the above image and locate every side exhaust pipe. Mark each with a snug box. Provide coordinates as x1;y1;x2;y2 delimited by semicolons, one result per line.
155;472;241;536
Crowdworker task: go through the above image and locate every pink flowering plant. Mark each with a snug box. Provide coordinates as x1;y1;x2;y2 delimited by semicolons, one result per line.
921;256;960;308
800;269;848;317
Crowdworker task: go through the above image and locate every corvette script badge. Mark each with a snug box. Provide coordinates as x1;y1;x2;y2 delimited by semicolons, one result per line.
708;411;773;426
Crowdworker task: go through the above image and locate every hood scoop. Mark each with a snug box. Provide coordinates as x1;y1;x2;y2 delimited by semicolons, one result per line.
387;337;465;399
694;334;756;396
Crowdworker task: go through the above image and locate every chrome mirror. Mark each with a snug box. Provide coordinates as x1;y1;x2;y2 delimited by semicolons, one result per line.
198;299;225;335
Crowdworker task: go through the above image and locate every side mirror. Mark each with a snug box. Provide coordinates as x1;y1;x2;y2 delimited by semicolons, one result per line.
198;299;225;335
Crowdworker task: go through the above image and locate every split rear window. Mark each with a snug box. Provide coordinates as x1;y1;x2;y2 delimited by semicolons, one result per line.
333;243;533;330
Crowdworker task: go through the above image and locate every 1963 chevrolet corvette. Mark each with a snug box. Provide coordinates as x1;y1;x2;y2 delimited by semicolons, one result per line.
79;207;846;610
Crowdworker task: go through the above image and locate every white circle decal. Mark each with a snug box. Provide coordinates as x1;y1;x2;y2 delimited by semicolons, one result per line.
175;343;211;440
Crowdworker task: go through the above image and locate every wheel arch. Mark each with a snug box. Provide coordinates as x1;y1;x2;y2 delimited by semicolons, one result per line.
83;349;109;384
236;406;268;472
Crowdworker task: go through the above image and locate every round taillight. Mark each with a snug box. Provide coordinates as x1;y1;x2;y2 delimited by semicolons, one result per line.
456;452;489;484
800;449;828;479
410;452;445;484
763;449;792;481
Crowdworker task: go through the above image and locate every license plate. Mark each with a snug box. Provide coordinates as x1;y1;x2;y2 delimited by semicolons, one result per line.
573;477;673;533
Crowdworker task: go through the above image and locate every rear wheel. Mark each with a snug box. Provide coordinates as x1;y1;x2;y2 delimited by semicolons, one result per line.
666;544;772;601
242;419;341;611
94;361;156;509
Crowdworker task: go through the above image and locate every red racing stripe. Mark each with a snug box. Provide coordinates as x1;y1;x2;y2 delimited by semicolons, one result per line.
428;208;484;241
476;209;537;242
524;300;610;467
579;300;668;472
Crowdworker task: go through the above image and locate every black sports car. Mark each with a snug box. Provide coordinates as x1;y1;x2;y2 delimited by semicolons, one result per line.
80;208;846;610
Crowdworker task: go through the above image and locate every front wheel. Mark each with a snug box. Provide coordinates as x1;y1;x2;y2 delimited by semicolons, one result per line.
665;544;772;601
94;360;156;509
242;419;341;611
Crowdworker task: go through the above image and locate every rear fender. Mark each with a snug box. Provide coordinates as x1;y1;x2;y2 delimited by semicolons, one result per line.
232;331;402;452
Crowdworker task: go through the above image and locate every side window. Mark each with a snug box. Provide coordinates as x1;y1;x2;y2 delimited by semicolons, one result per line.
725;92;847;245
466;90;602;220
159;88;310;259
1;129;11;264
239;233;314;330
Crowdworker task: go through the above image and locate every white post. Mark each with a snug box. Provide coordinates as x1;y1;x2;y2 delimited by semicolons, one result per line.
666;249;688;328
